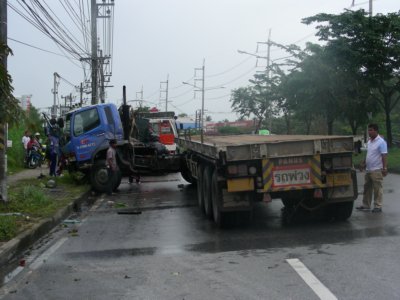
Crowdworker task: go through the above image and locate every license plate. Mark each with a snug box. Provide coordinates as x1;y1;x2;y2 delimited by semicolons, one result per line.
272;166;311;187
327;173;351;186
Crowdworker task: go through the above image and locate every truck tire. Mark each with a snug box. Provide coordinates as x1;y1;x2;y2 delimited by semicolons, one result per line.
197;164;204;212
181;168;195;184
181;155;195;184
203;165;213;219
211;169;224;226
90;159;109;193
329;201;354;221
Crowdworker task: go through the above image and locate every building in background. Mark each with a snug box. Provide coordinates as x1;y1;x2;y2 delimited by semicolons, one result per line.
17;94;32;112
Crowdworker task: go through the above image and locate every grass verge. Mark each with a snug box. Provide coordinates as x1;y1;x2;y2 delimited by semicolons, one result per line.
0;174;90;242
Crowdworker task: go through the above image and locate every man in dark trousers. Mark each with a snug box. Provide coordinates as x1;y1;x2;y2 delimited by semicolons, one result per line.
48;133;59;177
106;139;118;195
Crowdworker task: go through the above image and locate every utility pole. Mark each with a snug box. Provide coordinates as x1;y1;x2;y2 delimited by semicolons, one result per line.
369;0;372;16
160;75;169;112
257;29;272;79
80;82;83;106
255;29;273;132
182;61;206;142
136;86;143;107
198;60;205;144
352;0;372;16
0;0;7;202
51;72;60;118
99;50;105;103
91;0;98;104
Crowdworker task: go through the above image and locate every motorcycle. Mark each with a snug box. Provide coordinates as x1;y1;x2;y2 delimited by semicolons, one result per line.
26;145;46;169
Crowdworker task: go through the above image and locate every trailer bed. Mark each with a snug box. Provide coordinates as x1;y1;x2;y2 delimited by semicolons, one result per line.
177;134;354;161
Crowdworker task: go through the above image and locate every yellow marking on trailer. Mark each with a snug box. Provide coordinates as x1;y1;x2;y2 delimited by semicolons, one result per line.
227;178;254;192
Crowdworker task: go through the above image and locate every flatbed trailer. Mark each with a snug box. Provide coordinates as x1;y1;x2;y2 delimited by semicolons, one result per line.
177;134;357;226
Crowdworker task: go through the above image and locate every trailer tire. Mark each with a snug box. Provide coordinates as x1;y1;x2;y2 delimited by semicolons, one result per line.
329;201;354;221
197;164;204;212
281;197;295;208
181;168;195;184
203;165;213;219
211;169;224;226
90;159;109;193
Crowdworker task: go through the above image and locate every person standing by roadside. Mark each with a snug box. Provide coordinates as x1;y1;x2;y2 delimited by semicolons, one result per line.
357;123;388;213
48;133;59;177
22;130;30;164
106;139;118;195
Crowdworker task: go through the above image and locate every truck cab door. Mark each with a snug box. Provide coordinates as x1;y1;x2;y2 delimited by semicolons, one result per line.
71;107;106;162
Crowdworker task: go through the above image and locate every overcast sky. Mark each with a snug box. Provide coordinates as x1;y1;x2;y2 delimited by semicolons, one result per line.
7;0;399;121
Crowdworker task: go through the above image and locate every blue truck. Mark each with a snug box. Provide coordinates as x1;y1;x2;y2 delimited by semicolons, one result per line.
51;88;181;193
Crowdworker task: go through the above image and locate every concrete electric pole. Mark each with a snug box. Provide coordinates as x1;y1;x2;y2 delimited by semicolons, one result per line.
0;0;7;202
91;0;98;104
51;72;60;118
160;75;169;112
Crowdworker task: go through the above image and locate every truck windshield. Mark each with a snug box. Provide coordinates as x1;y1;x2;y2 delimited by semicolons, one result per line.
73;108;100;136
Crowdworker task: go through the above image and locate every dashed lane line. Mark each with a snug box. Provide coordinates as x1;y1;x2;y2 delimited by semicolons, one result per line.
30;237;69;270
286;258;338;300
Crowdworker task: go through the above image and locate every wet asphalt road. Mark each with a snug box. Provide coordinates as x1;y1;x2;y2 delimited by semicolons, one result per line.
1;171;400;299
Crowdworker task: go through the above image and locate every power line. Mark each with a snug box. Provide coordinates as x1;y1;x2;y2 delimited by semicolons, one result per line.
8;37;76;60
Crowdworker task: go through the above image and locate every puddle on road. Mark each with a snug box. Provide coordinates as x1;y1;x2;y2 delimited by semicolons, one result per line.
62;224;399;260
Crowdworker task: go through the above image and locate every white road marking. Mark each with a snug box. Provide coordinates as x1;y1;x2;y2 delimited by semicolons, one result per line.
3;266;24;284
30;237;68;270
90;195;106;211
286;258;338;300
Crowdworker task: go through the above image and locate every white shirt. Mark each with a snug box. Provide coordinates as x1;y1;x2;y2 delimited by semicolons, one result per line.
366;135;387;171
22;136;30;150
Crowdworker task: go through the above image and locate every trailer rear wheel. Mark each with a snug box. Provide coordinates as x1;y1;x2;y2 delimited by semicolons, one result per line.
211;169;224;226
90;159;109;193
197;164;204;212
203;165;213;219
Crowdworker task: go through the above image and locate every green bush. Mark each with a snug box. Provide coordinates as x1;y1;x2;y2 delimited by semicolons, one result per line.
0;216;17;242
7;125;26;172
6;185;53;217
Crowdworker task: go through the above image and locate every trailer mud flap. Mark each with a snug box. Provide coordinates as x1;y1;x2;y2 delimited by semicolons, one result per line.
222;190;251;209
326;170;357;200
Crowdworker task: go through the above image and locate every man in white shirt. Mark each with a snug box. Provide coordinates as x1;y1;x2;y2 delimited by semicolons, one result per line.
21;130;30;163
357;124;388;213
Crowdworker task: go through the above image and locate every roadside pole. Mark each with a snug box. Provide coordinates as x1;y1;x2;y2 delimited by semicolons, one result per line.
0;0;8;202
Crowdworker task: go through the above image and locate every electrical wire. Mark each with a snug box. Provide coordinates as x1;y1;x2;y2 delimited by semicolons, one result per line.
8;37;76;60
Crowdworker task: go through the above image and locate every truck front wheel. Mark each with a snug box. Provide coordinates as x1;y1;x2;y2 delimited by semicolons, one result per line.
90;159;109;193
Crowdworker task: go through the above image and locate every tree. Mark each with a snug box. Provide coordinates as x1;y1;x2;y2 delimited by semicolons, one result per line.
303;10;400;145
0;45;23;125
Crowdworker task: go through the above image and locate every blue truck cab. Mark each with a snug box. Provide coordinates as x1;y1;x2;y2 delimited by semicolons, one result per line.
60;101;181;193
63;103;124;166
